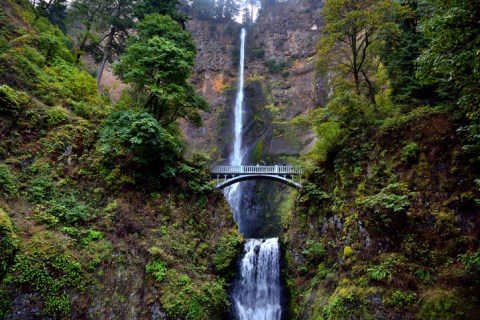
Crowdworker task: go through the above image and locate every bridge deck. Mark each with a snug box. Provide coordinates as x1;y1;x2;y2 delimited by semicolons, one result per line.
211;165;302;175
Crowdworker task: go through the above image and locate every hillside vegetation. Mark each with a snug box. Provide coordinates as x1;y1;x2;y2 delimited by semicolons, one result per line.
0;1;241;319
283;0;480;319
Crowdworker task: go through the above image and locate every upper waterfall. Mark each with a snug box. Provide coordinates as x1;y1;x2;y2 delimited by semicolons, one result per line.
231;27;246;167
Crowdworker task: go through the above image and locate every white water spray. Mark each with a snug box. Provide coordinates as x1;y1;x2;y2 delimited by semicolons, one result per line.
232;238;282;320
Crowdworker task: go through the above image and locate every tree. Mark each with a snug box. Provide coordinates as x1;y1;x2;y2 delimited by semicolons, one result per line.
416;0;480;112
67;0;109;64
114;14;209;126
415;0;480;158
242;7;252;25
33;0;68;32
317;0;405;105
191;0;215;20
223;0;240;21
95;0;135;87
134;0;188;28
379;0;438;106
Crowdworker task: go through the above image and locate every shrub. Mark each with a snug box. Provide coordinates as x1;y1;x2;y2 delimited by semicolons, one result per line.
0;165;18;199
28;176;56;203
380;107;436;137
0;85;29;116
459;250;480;278
146;260;168;282
46;193;92;224
383;290;417;308
367;254;414;288
69;100;108;120
12;232;86;318
302;240;326;264
213;229;243;279
0;208;18;278
99;111;179;168
357;182;413;222
265;59;292;74
311;121;344;162
251;47;265;58
401;142;419;166
43;106;70;127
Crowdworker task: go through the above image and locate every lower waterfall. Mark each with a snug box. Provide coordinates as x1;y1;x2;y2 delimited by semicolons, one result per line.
231;238;282;320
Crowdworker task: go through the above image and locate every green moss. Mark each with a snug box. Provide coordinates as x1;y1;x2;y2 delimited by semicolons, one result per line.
318;283;373;320
158;269;229;319
12;231;87;318
250;139;264;164
213;229;243;279
419;289;468;320
343;246;354;258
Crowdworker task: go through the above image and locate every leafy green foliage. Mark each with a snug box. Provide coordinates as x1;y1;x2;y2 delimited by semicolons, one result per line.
12;232;86;318
265;59;292;76
0;85;29;116
302;240;326;265
357;182;412;221
401;142;419;166
459;251;480;278
213;230;243;279
159;269;229;320
367;254;414;288
99;111;179;169
146;260;168;282
383;290;417;309
320;285;370;320
317;0;406;102
0;165;19;199
0;208;18;279
43;105;69;127
311;121;344;162
114;14;209;126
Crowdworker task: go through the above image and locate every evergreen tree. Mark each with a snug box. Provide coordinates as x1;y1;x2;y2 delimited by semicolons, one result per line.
34;0;68;32
114;14;209;126
191;0;215;20
67;0;109;63
134;0;188;28
380;0;437;106
242;7;252;25
223;0;240;21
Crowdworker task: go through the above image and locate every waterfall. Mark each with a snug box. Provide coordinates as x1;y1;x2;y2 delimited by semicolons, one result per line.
226;28;283;320
231;238;282;320
225;28;246;224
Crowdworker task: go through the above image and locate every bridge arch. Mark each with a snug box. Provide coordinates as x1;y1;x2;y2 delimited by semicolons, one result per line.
215;174;302;190
210;165;303;190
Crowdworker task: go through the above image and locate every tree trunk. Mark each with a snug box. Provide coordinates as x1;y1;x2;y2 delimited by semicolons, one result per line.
362;69;377;108
96;27;115;88
76;9;98;64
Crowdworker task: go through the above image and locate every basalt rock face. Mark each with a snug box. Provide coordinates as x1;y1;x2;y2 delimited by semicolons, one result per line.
183;0;325;161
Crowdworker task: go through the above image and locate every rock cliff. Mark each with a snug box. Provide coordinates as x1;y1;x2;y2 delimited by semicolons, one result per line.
183;0;325;161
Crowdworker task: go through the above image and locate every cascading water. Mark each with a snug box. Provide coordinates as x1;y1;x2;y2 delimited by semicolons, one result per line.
231;238;282;320
226;28;283;320
225;28;246;224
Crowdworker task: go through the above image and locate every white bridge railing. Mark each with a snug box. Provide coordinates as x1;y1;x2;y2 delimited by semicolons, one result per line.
211;165;302;175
